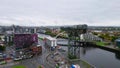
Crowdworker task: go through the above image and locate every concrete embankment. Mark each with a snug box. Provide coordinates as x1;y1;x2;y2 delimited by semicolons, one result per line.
90;43;120;53
68;59;95;68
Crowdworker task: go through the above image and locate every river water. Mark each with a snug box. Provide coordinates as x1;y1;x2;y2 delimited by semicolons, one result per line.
79;47;120;68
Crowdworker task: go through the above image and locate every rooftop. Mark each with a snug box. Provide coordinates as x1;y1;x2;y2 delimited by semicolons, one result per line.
45;36;56;41
115;38;120;42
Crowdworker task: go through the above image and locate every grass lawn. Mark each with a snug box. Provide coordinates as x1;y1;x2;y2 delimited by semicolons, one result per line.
39;37;43;40
12;65;26;68
96;42;106;46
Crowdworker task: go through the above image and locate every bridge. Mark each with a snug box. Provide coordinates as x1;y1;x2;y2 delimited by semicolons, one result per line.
57;41;94;47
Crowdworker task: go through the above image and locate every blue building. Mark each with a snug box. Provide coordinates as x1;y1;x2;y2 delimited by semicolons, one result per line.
115;39;120;48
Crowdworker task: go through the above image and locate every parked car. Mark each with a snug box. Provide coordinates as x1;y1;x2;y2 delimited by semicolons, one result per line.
0;53;3;57
27;55;33;59
13;57;22;61
0;59;6;65
22;54;33;59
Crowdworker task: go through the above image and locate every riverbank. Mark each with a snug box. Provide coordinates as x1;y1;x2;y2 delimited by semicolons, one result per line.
46;47;95;68
91;43;120;53
68;59;95;68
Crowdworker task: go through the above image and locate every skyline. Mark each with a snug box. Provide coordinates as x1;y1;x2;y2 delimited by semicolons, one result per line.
0;0;120;26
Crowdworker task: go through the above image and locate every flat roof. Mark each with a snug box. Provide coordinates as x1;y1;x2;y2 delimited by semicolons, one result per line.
46;36;56;41
37;45;41;47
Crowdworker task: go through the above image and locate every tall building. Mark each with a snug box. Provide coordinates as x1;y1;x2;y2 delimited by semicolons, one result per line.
14;34;38;50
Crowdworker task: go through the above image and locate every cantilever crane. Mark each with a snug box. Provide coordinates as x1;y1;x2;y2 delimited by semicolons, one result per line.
61;24;87;59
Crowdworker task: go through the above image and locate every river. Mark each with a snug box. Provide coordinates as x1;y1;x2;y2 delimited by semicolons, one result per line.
79;47;120;68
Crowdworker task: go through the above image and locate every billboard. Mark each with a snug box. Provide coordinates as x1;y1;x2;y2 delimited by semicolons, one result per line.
14;34;38;49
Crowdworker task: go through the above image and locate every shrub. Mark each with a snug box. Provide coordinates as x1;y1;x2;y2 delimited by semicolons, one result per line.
68;53;77;59
0;46;6;51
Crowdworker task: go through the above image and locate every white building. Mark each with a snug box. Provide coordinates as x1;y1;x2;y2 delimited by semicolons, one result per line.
45;36;57;47
81;33;102;42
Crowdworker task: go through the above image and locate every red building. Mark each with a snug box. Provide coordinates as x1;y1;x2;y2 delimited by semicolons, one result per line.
30;45;42;55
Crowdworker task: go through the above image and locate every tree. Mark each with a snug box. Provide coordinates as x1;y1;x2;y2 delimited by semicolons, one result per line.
38;65;44;68
111;36;118;42
92;32;98;35
0;46;6;51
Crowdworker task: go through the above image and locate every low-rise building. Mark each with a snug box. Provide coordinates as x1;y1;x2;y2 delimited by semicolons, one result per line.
81;33;102;42
115;39;120;48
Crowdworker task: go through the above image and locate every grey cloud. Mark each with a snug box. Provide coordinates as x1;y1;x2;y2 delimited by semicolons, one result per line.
0;0;120;26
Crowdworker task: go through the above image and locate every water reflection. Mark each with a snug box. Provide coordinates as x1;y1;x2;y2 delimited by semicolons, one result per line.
81;47;96;55
80;47;120;68
115;52;120;60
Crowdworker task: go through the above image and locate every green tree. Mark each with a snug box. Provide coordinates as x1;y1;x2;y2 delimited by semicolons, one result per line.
111;36;118;42
92;32;98;35
0;46;6;51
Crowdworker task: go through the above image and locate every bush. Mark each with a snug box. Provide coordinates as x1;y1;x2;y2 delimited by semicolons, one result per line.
8;41;13;46
0;46;6;51
39;37;43;40
38;65;44;68
68;53;77;59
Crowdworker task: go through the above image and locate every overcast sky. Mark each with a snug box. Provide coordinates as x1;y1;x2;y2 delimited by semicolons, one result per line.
0;0;120;26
